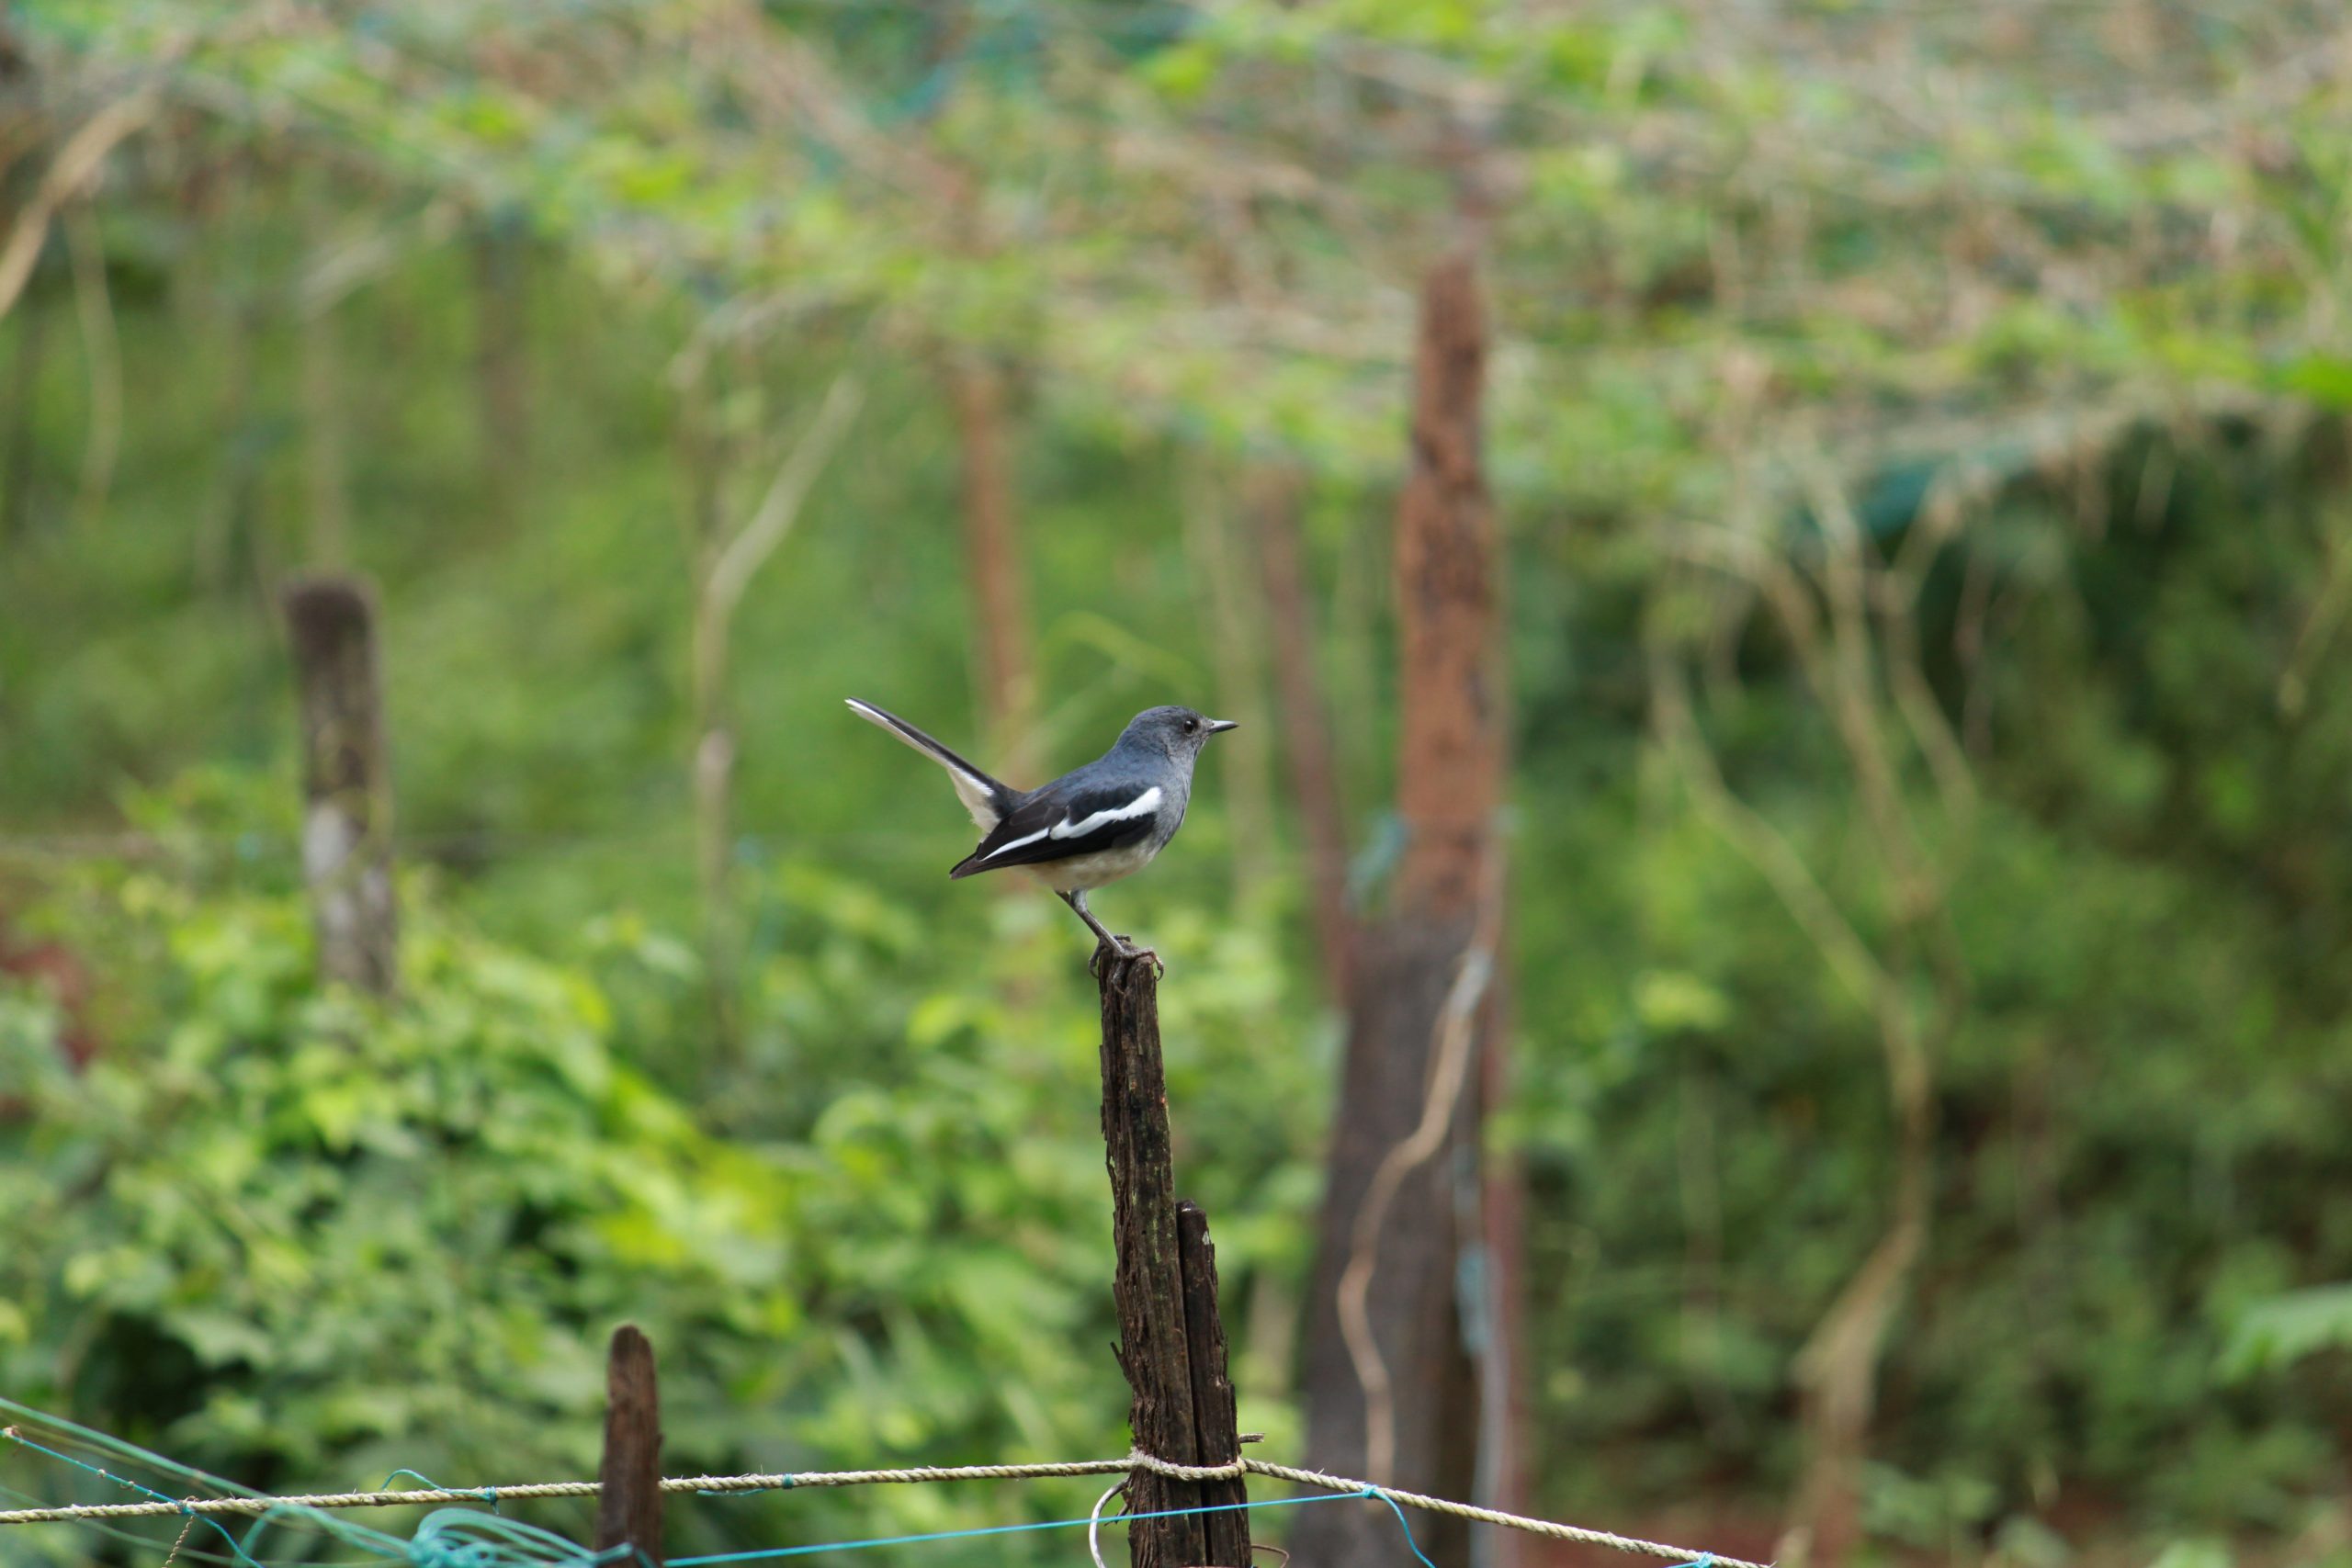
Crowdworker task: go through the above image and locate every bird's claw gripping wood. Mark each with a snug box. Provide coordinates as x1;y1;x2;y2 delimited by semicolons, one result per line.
1091;938;1163;981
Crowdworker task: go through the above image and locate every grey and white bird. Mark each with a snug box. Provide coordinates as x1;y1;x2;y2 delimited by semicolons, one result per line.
846;698;1236;967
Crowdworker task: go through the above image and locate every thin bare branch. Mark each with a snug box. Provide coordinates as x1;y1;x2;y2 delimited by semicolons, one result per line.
0;89;159;320
701;370;865;626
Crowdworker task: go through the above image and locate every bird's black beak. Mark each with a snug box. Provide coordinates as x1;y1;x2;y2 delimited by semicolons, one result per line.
1204;717;1239;734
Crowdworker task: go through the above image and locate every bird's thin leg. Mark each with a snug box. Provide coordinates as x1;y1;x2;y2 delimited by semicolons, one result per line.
1060;890;1159;976
1059;889;1123;953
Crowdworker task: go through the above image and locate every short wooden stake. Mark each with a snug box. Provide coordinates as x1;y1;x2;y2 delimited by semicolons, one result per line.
1177;1201;1250;1564
281;572;398;995
1096;952;1250;1567
595;1325;663;1568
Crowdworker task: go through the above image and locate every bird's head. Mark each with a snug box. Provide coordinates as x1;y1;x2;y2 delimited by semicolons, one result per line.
1119;705;1238;761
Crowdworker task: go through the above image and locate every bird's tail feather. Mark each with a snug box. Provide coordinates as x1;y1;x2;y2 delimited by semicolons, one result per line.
844;698;1015;829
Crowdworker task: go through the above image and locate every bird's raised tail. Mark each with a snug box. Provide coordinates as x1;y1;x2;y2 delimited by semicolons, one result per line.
845;699;1017;831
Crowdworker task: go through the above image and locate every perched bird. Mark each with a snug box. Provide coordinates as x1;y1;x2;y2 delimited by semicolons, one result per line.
846;698;1236;968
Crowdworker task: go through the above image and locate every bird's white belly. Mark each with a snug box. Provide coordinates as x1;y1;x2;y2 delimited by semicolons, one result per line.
1031;840;1158;892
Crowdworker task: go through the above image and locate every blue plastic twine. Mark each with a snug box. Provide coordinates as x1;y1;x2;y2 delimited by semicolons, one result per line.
1;1426;276;1568
408;1509;638;1568
662;1487;1411;1566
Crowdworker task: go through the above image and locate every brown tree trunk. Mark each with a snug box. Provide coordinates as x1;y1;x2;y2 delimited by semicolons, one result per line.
947;354;1036;776
1478;987;1536;1568
1391;252;1503;927
1295;249;1509;1568
1299;923;1492;1568
1247;465;1353;1001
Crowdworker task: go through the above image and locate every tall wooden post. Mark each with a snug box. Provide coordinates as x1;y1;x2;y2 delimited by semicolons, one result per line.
1096;953;1250;1568
595;1325;664;1568
282;573;397;995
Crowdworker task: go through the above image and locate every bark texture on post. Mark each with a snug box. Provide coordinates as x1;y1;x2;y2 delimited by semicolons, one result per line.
283;573;398;995
1176;1201;1250;1565
1295;247;1510;1568
594;1325;664;1568
1097;953;1250;1568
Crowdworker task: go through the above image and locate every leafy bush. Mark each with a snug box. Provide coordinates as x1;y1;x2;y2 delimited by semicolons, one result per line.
1;850;795;1488
0;785;1319;1561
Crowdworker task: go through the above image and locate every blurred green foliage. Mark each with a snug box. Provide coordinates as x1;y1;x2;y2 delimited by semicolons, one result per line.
1506;431;2352;1548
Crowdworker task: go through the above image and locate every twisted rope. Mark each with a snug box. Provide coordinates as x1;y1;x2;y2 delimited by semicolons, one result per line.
0;1439;1771;1568
1230;1460;1764;1568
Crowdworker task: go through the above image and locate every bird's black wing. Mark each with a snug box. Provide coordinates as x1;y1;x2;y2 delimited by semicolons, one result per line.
948;777;1165;878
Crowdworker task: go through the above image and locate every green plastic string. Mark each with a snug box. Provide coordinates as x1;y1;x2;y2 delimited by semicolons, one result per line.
0;1396;413;1564
666;1488;1379;1565
3;1425;279;1568
1;1395;1724;1568
407;1509;636;1568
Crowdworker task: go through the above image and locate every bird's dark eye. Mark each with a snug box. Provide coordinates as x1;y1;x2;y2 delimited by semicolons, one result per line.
1184;717;1197;733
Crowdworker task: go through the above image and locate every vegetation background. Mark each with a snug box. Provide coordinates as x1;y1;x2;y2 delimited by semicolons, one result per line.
5;3;2352;1566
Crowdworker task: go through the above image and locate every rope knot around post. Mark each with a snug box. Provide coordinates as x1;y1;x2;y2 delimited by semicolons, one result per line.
1123;1452;1248;1484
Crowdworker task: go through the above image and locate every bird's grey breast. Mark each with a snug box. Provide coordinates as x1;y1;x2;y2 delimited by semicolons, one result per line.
1145;769;1191;850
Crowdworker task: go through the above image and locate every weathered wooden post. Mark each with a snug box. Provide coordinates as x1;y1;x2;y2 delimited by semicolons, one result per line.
281;573;398;994
594;1325;664;1568
1096;953;1250;1567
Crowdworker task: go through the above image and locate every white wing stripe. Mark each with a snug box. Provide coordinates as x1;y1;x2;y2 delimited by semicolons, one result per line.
978;787;1162;865
978;826;1052;862
1050;787;1161;840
